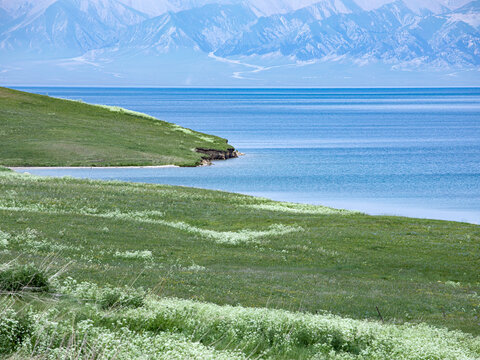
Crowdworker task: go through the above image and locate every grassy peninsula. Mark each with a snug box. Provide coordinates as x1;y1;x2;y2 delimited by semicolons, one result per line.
0;87;235;167
0;170;479;358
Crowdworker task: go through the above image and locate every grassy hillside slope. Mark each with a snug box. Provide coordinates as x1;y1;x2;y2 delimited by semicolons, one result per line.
0;87;235;167
0;170;478;343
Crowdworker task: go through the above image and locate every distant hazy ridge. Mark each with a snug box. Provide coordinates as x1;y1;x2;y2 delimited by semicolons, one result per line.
0;0;479;86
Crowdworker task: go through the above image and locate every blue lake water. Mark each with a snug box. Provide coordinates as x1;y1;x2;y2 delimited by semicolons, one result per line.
14;87;480;224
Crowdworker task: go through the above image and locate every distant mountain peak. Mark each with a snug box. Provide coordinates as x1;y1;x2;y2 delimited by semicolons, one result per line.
0;0;479;85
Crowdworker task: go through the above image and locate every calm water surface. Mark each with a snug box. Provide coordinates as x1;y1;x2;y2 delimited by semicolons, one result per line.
15;88;480;224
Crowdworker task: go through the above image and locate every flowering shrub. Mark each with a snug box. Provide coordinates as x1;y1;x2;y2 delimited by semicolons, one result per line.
11;227;81;253
23;316;245;360
169;222;303;245
0;308;32;354
114;250;153;260
244;202;358;215
60;278;145;310
99;288;145;310
0;230;9;248
172;261;207;272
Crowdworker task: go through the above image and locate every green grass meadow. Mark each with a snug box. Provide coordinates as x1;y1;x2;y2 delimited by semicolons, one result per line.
0;169;479;358
0;87;233;167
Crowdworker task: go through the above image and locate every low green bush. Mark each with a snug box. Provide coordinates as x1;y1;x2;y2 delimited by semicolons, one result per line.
0;264;50;292
99;287;144;310
0;309;32;355
60;277;144;310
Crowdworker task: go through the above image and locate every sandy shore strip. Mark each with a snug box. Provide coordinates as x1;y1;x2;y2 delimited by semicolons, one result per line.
9;165;179;170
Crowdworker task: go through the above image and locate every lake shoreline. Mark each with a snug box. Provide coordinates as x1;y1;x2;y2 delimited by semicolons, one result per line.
9;166;480;225
7;148;243;170
9;165;180;170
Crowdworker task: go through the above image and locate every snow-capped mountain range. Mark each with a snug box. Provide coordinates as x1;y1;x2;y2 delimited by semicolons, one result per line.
0;0;479;86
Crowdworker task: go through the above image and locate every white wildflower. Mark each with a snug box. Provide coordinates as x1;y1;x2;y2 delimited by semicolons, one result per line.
172;261;206;272
243;202;359;215
0;230;10;247
114;250;153;260
0;198;300;245
444;281;461;288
